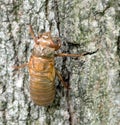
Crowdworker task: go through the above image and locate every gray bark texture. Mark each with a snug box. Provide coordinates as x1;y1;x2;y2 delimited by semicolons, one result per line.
0;0;120;125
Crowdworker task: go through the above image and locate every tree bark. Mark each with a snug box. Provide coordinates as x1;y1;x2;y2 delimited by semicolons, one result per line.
0;0;119;125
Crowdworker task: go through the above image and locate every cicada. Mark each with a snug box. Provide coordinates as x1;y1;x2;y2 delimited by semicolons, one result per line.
14;25;98;106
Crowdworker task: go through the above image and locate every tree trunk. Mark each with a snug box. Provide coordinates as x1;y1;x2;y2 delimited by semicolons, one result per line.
0;0;119;125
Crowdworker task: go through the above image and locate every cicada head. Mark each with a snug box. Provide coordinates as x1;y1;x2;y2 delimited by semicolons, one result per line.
29;25;61;57
35;32;61;51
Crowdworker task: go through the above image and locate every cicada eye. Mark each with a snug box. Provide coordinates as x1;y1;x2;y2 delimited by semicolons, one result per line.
43;35;49;39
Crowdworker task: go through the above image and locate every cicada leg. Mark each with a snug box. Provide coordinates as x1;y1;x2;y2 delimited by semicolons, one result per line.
55;69;69;89
55;49;99;57
55;53;85;57
12;63;28;70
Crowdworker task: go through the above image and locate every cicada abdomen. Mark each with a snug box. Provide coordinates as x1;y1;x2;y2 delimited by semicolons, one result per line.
29;55;56;106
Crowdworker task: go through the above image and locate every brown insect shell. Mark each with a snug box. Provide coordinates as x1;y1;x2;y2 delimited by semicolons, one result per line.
28;32;56;106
